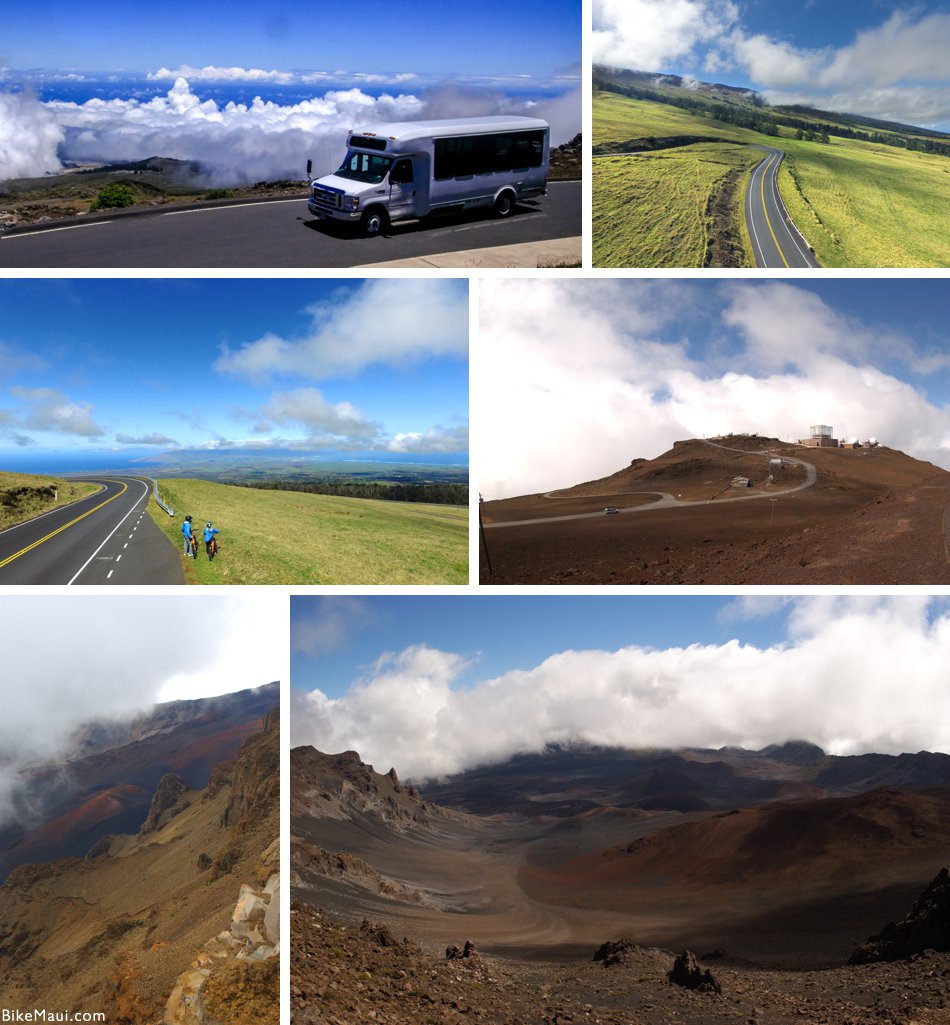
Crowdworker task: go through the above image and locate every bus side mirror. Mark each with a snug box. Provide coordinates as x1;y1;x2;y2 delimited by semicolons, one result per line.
306;159;312;178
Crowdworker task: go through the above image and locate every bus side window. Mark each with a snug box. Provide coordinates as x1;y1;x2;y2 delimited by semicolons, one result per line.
391;160;413;184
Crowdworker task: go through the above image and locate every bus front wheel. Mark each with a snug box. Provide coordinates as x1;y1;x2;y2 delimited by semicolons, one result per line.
493;191;517;217
361;207;389;236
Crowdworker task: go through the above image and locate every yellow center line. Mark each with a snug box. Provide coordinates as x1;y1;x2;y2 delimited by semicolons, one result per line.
760;153;790;269
0;481;128;570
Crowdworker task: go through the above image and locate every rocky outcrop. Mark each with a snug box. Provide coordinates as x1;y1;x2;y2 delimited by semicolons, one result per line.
668;950;722;993
139;773;188;834
164;847;279;1025
594;937;639;967
849;867;950;963
221;708;278;831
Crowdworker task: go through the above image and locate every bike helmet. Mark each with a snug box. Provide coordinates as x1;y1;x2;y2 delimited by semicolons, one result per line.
185;515;192;521
206;521;212;528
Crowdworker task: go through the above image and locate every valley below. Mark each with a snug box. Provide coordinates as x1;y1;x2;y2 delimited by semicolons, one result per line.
292;742;950;1024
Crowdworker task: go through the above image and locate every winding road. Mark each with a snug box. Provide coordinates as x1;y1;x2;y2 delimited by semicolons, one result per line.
745;146;821;269
0;182;580;268
484;442;818;530
0;477;183;585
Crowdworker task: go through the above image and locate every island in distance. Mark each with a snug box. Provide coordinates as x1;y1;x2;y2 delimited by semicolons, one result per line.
479;431;950;584
291;740;950;1025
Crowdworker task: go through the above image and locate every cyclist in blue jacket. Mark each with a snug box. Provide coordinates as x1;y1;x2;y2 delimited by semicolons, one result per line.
181;515;194;556
204;521;220;560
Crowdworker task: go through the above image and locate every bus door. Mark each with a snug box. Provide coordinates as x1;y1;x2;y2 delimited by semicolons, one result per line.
388;158;418;219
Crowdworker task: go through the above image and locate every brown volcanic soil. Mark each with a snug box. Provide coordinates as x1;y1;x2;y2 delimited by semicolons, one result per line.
292;748;950;979
0;710;279;1021
293;903;950;1025
481;438;950;584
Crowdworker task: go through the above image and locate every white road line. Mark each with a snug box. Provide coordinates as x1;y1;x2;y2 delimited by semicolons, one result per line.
162;198;302;215
123;543;128;549
767;155;812;265
107;570;114;579
66;478;149;585
116;554;122;562
2;222;111;239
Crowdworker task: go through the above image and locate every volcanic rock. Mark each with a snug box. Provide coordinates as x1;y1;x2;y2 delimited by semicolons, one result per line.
139;773;188;834
668;950;722;993
593;937;639;967
849;866;950;963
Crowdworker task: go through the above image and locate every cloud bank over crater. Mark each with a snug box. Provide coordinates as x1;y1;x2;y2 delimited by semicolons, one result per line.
291;597;950;780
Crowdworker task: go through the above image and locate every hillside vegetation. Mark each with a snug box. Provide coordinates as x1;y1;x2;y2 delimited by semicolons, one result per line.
593;72;950;268
149;477;467;585
0;471;99;530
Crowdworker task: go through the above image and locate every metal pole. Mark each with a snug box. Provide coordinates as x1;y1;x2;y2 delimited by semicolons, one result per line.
478;495;494;578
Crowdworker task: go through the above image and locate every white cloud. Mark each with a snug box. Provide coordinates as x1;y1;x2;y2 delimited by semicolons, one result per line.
0;594;284;822
4;74;579;187
261;387;382;442
0;90;64;180
593;0;739;71
9;386;104;438
387;423;468;454
215;278;468;381
148;65;297;84
114;431;178;445
44;77;426;185
291;597;950;780
476;279;950;499
592;2;950;128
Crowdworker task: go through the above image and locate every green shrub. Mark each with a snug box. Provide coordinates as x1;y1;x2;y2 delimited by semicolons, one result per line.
91;183;136;210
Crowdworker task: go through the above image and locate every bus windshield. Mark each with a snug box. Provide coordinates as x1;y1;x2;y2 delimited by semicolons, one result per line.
335;150;393;183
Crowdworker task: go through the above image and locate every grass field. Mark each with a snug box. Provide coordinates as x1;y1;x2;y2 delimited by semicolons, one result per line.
148;478;468;585
593;89;950;268
593;142;760;266
775;137;950;267
0;471;99;530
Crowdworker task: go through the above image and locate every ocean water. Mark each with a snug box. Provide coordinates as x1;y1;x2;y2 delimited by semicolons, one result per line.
12;74;569;108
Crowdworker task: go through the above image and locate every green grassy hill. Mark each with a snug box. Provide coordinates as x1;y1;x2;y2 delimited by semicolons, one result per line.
149;478;468;585
0;471;99;530
593;70;950;268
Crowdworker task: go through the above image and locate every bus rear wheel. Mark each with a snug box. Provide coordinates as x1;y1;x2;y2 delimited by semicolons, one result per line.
361;207;388;236
493;191;517;217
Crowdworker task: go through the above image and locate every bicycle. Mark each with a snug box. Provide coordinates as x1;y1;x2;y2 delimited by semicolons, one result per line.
188;534;198;559
206;535;218;561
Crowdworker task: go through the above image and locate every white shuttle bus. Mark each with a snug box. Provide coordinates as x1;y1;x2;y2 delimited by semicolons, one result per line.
306;115;549;235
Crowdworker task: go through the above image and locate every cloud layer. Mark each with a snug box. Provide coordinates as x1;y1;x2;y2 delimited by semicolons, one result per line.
1;75;581;184
291;597;950;780
477;280;950;499
0;595;283;824
593;2;950;128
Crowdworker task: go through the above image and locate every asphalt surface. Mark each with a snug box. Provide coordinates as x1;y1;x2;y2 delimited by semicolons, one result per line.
485;441;817;529
746;146;821;269
0;478;184;585
0;182;580;268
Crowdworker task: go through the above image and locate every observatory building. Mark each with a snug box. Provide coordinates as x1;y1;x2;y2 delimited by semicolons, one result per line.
800;424;839;448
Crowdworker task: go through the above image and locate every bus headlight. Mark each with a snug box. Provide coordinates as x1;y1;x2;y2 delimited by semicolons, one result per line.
344;196;360;210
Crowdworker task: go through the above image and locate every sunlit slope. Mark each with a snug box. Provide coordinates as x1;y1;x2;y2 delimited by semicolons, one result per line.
593;89;950;268
149;478;467;584
0;471;99;530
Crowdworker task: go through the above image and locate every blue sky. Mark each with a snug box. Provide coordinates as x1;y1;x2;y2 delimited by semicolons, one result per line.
0;1;580;182
478;278;950;499
0;278;468;470
4;0;579;80
290;596;950;778
593;0;950;130
291;595;793;699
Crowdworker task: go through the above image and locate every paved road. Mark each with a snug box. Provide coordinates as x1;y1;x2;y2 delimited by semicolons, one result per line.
746;146;820;269
0;477;183;585
485;442;817;529
0;182;580;268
